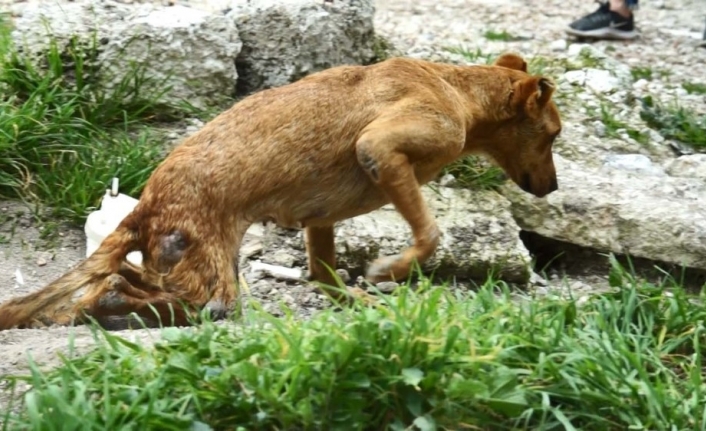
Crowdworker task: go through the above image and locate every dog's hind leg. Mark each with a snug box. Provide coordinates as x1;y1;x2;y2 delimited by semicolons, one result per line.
355;113;465;283
75;274;195;329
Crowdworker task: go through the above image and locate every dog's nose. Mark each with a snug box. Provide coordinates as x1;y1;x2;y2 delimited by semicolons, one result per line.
549;177;558;193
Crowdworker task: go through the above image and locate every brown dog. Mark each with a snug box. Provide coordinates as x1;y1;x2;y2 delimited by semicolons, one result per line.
0;53;561;330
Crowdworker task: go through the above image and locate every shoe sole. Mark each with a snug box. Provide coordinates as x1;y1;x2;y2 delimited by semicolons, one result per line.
565;26;639;40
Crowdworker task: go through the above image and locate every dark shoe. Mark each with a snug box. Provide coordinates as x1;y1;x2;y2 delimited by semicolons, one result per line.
565;1;638;40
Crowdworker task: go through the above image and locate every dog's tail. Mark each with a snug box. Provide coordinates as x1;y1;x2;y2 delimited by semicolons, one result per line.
0;225;139;331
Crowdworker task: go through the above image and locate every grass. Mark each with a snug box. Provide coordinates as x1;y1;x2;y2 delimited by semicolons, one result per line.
443;46;497;65
682;81;706;95
640;96;706;150
630;66;653;81
441;156;506;191
2;257;706;430
599;103;650;145
0;14;205;225
483;30;517;42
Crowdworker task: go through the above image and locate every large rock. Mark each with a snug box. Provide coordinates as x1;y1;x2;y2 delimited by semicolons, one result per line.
502;154;706;270
333;186;533;284
226;0;377;95
10;1;242;108
243;186;533;284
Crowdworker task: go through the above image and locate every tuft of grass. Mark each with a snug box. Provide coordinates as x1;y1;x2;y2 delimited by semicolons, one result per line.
631;66;653;81
368;35;395;64
443;46;496;65
441;156;506;190
2;257;706;430
640;96;706;150
483;30;517;42
0;16;200;224
682;81;706;95
599;103;650;145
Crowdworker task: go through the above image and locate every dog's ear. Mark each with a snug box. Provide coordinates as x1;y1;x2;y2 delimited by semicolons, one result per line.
493;53;527;72
510;76;555;112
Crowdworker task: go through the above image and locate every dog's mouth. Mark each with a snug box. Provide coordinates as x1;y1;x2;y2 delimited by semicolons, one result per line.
518;173;558;198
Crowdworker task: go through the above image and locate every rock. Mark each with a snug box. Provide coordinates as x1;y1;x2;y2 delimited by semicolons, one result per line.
665;154;706;180
264;249;297;267
562;70;586;86
335;269;351;283
250;261;304;282
584;69;621;94
438;173;457;187
502;154;706;271
11;1;241;108
565;44;632;90
226;0;376;95
602;154;666;176
334;187;533;284
550;39;568;52
374;281;399;294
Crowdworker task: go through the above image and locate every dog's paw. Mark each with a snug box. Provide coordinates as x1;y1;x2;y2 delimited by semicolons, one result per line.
204;299;235;321
347;286;379;306
365;254;404;283
97;290;127;309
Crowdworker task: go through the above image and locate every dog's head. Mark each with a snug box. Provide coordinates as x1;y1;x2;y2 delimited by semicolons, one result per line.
476;53;562;198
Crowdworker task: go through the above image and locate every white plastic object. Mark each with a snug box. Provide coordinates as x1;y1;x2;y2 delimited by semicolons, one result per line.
84;178;143;266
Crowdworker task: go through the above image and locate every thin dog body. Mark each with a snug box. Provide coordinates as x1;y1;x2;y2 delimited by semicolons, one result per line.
0;53;562;330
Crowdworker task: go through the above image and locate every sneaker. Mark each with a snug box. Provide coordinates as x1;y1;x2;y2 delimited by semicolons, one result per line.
565;1;638;40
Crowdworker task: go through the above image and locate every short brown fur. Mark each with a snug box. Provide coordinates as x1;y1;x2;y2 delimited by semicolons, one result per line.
0;53;562;330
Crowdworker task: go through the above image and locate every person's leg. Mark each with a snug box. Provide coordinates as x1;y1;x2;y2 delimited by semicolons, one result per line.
565;0;639;40
700;18;706;48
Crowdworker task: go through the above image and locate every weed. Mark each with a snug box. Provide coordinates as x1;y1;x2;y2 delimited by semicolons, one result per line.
682;81;706;95
575;47;603;69
3;258;706;430
443;46;496;64
631;66;653;81
483;30;517;42
599;103;650;145
640;96;706;150
441;156;506;190
0;18;195;225
369;35;394;64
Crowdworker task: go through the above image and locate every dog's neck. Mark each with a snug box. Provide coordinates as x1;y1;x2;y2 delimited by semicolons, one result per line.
430;64;518;154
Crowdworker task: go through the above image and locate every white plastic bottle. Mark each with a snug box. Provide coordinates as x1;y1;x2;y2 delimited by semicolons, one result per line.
84;178;143;266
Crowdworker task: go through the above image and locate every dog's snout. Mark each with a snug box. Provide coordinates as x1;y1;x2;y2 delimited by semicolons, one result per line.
549;176;558;193
520;173;532;194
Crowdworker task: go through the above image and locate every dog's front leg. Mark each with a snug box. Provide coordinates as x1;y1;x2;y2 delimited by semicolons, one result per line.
305;224;347;298
356;115;464;283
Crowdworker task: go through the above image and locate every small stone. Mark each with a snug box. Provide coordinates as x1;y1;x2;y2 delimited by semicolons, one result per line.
562;70;586;86
549;39;567;52
335;268;351;283
647;129;665;144
529;272;547;286
592;120;606;137
270;250;296;268
603;154;665;176
438;173;456;187
632;78;650;91
36;258;47;267
374;281;399;294
664;154;706;180
584;69;621;94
